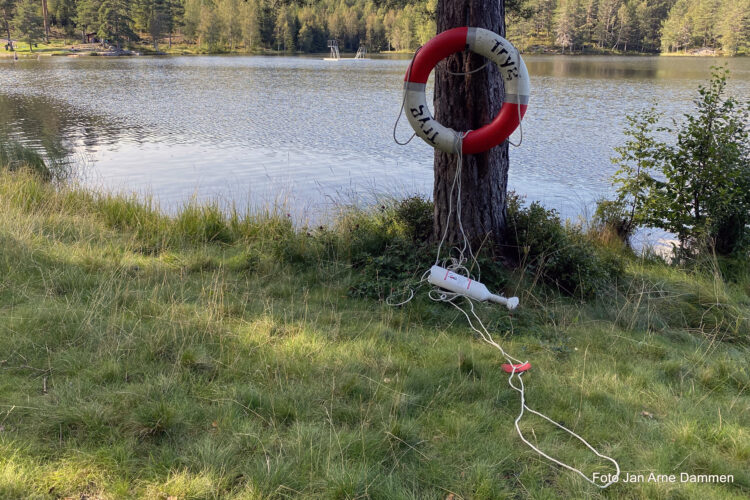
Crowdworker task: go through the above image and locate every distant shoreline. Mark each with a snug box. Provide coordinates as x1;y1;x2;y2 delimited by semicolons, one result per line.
2;50;745;59
2;37;746;59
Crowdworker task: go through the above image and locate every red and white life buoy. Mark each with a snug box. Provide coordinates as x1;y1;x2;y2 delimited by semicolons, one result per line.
403;27;530;155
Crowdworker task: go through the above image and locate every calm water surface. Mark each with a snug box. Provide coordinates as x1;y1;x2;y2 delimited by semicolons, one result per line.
1;54;748;223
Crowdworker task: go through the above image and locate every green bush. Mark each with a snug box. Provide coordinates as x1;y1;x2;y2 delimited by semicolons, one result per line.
610;67;750;257
345;194;624;301
392;195;434;242
505;194;622;298
593;198;636;244
345;197;435;300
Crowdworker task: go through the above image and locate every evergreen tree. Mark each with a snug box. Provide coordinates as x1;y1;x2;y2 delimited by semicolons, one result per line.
595;0;620;47
555;0;582;51
257;0;274;48
74;0;99;42
48;0;77;36
163;0;183;48
4;0;737;55
1;0;15;51
661;0;692;52
12;0;44;51
97;0;136;49
612;0;633;50
717;0;750;55
274;4;295;51
140;0;170;50
182;0;201;42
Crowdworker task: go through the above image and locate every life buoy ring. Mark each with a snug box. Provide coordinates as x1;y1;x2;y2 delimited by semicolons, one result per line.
403;27;530;155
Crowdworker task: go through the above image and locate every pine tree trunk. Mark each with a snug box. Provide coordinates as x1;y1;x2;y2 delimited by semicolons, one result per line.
41;0;50;42
433;0;509;247
4;16;12;50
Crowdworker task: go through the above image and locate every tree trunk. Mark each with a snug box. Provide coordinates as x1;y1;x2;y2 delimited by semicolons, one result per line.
433;0;509;247
3;11;12;50
41;0;50;42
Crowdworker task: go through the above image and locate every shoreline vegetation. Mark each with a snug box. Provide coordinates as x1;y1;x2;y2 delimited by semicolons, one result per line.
1;104;750;497
1;0;748;59
1;35;744;58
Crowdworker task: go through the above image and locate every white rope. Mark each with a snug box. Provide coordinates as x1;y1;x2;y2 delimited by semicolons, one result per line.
389;129;620;488
507;47;524;148
392;46;422;146
444;58;490;76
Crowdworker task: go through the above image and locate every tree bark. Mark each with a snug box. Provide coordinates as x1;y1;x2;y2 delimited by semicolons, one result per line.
3;7;12;51
41;0;50;42
433;0;509;247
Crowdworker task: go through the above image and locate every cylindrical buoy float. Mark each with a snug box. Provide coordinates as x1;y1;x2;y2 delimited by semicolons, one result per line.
403;27;530;155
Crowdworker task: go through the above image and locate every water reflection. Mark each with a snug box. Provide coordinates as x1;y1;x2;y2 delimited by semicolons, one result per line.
0;92;127;160
524;55;749;80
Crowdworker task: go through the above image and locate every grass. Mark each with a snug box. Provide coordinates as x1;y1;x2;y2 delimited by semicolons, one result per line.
1;34;314;57
0;166;749;499
1;38;74;56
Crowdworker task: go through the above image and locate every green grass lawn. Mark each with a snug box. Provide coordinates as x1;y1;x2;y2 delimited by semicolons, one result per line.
0;171;749;499
2;38;73;55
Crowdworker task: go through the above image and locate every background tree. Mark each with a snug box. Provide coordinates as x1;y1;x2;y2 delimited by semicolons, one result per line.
182;0;201;42
74;0;99;42
595;0;620;48
555;0;582;51
163;0;183;48
717;0;750;55
1;0;744;55
135;0;170;50
41;0;49;41
218;0;242;51
198;3;222;49
612;1;633;50
13;0;43;51
239;0;261;50
273;3;294;51
97;0;136;49
48;0;77;36
432;0;511;245
1;0;14;51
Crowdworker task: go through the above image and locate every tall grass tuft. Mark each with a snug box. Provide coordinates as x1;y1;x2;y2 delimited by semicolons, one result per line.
0;138;71;181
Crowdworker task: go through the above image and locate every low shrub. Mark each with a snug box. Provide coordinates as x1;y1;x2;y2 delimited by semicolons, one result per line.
343;196;435;300
505;194;623;298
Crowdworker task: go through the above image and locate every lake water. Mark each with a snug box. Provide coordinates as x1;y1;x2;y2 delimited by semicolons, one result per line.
1;54;748;226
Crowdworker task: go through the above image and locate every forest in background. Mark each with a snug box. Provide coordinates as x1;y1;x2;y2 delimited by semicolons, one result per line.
1;0;749;55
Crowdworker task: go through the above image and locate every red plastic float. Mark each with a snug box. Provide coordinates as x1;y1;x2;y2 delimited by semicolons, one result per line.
502;362;532;373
